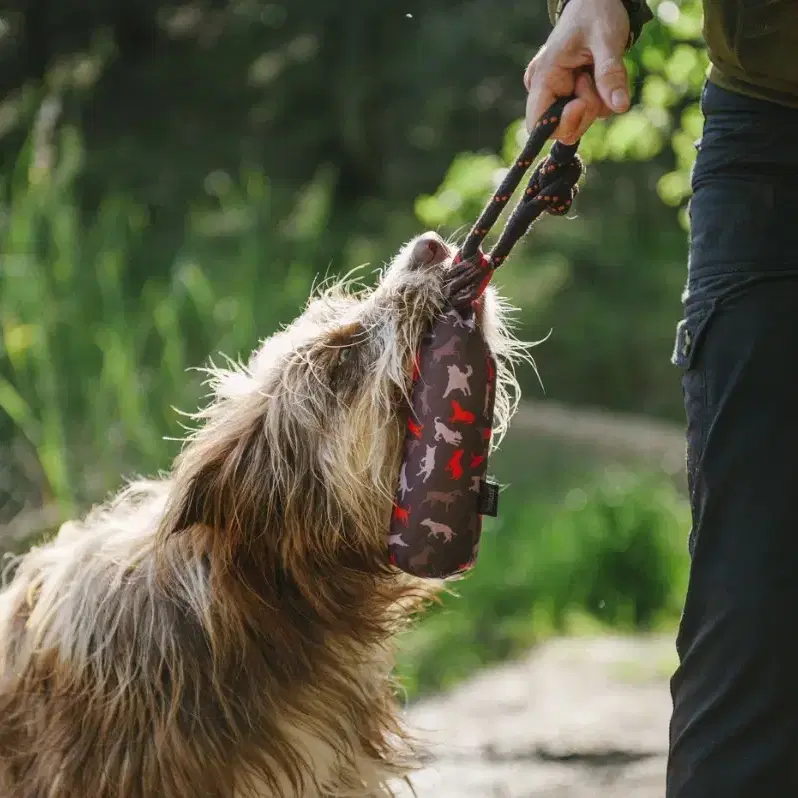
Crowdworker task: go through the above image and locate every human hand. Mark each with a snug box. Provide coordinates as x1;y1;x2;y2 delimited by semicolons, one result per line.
524;0;631;143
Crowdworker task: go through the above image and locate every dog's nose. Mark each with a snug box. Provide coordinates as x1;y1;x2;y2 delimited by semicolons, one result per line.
411;232;450;267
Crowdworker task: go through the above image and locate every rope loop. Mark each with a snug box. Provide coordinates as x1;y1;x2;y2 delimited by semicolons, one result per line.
454;96;583;285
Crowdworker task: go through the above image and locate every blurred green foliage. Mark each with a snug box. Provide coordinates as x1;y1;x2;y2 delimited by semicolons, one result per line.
0;122;331;515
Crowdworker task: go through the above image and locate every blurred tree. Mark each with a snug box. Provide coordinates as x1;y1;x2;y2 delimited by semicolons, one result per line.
0;0;559;276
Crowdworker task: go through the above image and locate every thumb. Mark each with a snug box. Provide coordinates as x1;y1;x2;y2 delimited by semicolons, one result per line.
590;37;630;113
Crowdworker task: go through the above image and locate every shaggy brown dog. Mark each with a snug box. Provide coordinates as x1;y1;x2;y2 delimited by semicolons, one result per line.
0;232;527;798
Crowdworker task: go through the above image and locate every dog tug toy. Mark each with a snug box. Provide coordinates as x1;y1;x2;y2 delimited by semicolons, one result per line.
388;96;583;580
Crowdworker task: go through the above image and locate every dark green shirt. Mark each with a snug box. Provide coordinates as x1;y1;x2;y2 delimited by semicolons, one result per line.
547;0;798;109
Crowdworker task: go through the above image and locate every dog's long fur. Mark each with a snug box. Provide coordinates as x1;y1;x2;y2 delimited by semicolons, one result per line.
0;233;529;797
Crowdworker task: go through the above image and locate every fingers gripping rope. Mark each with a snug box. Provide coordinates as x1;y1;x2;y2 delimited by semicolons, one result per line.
447;96;583;307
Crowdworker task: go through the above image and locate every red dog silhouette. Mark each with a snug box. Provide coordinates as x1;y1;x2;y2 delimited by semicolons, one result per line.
446;449;465;480
469;453;486;469
448;400;475;425
408;418;423;439
392;504;410;526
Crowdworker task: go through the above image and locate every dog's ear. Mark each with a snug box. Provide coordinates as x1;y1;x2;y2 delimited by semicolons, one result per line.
158;405;280;564
317;321;367;396
158;326;372;568
322;321;363;367
158;381;342;566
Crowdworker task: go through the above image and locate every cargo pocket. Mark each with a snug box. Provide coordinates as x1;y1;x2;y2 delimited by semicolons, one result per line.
671;302;716;556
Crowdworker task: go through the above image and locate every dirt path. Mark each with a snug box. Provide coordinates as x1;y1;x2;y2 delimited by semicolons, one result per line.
513;399;686;477
393;635;676;797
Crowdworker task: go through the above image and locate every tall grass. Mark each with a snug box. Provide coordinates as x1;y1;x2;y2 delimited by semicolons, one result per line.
1;103;326;518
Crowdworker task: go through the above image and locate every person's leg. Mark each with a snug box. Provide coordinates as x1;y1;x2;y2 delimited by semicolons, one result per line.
667;81;798;797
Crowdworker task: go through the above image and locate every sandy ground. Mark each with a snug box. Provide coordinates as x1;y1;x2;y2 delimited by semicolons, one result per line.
393;635;676;797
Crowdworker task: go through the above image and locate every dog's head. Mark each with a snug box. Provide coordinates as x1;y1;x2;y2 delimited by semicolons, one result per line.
159;232;526;575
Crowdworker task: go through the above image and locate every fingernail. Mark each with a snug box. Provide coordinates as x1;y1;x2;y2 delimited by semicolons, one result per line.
611;89;628;112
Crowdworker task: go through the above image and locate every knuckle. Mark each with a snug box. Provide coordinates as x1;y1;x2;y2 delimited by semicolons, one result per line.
593;58;626;81
531;46;555;72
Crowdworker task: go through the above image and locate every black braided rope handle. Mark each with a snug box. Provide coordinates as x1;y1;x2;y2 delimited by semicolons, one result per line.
445;96;583;308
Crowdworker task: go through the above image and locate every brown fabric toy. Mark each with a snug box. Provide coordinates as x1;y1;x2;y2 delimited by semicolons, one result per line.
388;97;583;580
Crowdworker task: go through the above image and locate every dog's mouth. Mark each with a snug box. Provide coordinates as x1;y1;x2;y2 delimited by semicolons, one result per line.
403;230;491;317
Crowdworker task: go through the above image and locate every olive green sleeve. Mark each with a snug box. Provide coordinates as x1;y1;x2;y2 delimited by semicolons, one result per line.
546;0;654;48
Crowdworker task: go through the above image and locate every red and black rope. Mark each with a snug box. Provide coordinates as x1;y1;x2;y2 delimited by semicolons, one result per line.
447;96;583;307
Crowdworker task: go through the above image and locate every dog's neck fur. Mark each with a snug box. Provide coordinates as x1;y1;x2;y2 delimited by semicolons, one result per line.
156;482;423;660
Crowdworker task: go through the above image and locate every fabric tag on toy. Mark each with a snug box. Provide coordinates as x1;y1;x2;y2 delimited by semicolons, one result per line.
477;478;500;518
